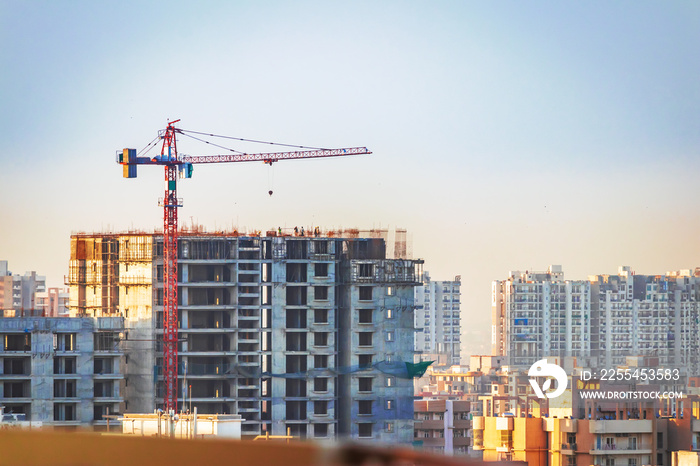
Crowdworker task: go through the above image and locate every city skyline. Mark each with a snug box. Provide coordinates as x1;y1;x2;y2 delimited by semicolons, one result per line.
1;1;698;357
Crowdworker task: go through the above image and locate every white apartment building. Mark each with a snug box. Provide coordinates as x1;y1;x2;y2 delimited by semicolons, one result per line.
494;265;700;372
591;266;700;372
492;265;592;367
415;272;461;365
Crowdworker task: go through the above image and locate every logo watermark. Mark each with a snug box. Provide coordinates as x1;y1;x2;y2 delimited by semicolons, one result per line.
579;390;684;400
529;359;567;399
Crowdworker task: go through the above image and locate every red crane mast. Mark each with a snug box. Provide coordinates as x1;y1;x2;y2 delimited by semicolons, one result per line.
118;120;371;413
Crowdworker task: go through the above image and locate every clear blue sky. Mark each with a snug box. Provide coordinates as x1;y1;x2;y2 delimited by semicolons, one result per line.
1;1;698;358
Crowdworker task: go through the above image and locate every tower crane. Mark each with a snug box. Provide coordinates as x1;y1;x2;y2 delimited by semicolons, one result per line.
117;120;371;413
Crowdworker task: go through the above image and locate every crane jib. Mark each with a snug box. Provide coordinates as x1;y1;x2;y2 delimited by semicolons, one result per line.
180;147;371;164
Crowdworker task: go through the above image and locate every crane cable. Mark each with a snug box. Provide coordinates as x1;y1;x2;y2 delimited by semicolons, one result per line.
178;131;247;155
137;135;160;157
178;128;330;151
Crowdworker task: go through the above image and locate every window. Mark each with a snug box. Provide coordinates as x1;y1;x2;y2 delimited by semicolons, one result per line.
387;286;394;296
657;432;663;448
359;377;372;392
359;332;373;346
359;264;374;278
657;454;663;465
4;382;27;398
3;334;31;351
4;358;28;375
385;422;394;433
314;332;329;347
286;333;307;351
314;355;329;369
359;309;373;324
285;379;306;397
359;400;372;415
94;332;119;352
386;376;395;387
385;400;394;410
94;358;112;374
314;423;329;438
385;331;394;342
313;240;329;254
54;380;77;398
314;378;328;392
314;309;328;324
314;263;329;277
286;401;307;421
286;309;307;329
386;308;394;319
359;287;372;300
358;423;372;438
94;381;114;398
54;403;76;421
314;286;329;300
314;401;327;415
94;404;111;422
54;357;76;375
286;355;307;373
359;354;373;368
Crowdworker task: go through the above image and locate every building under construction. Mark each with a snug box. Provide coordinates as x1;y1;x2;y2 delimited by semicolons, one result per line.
67;228;424;443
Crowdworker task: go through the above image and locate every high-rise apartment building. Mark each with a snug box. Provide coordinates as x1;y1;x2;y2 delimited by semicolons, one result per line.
414;272;461;365
68;231;423;442
492;266;592;367
493;265;700;372
590;266;700;371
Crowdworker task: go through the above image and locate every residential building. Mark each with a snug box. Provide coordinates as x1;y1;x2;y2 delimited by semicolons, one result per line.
415;272;461;365
0;261;46;316
473;360;697;466
493;265;700;372
36;287;70;317
0;316;125;429
492;265;592;368
67;230;423;442
590;267;700;372
414;399;472;456
474;394;698;466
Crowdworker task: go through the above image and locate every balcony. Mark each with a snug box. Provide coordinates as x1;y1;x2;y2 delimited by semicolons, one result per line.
414;420;444;430
543;417;577;433
561;443;577;454
453;437;470;447
588;420;652;434
590;445;652;455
